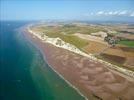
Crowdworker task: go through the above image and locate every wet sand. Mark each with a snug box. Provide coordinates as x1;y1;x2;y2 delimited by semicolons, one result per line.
25;29;134;100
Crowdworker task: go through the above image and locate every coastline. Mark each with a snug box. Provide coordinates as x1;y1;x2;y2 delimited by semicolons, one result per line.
24;25;134;100
22;27;89;100
27;25;134;79
45;57;88;100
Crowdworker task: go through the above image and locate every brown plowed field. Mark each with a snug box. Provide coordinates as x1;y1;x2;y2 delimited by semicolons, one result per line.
83;41;134;70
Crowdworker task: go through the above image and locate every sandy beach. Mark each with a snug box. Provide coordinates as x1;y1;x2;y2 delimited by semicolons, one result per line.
24;28;134;100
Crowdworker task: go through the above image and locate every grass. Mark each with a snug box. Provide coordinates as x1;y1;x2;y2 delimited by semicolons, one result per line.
33;24;102;35
31;25;89;49
61;35;89;49
45;32;89;49
117;40;134;47
61;25;102;34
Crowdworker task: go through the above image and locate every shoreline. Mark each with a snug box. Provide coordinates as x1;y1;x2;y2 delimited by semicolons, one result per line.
27;25;134;79
24;25;134;100
22;27;88;100
45;57;88;100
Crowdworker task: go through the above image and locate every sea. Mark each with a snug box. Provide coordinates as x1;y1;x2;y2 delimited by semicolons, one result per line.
0;21;85;100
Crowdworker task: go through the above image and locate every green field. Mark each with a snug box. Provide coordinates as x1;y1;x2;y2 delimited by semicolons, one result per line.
117;40;134;47
31;25;90;49
32;24;101;34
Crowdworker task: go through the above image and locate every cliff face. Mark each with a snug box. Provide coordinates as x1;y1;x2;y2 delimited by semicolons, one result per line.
28;28;95;59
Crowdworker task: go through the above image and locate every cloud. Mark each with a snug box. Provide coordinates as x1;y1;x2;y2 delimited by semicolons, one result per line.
96;11;120;16
96;10;134;17
96;10;128;16
83;12;94;16
83;10;134;17
118;10;127;15
97;11;104;15
108;11;113;15
130;12;134;17
112;11;119;15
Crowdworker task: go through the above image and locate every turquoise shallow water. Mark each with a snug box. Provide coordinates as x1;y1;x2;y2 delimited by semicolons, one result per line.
0;21;85;100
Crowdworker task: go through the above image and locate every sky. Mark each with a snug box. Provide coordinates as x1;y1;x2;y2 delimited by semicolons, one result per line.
0;0;134;22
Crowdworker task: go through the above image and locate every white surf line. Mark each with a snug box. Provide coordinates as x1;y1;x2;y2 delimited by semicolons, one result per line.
27;27;134;79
